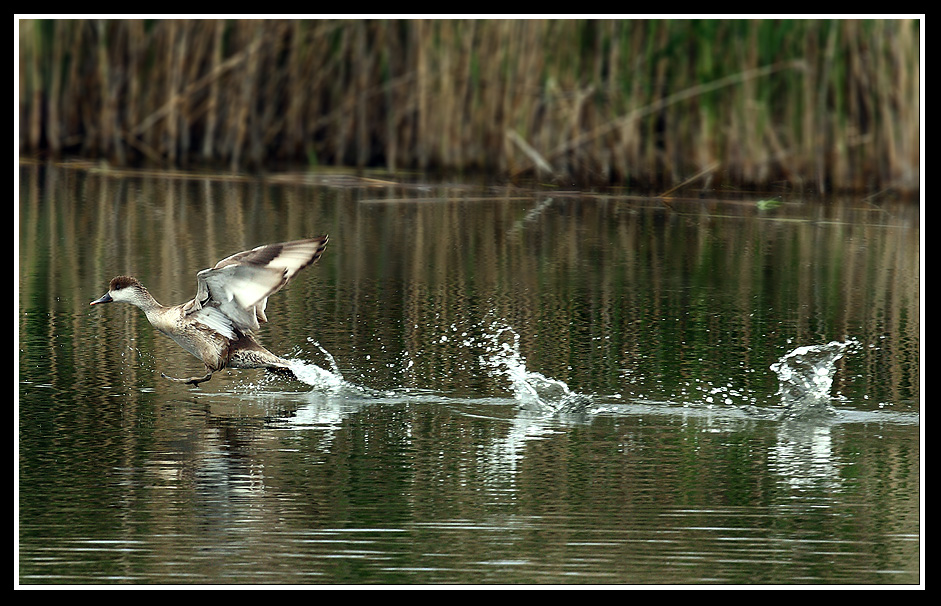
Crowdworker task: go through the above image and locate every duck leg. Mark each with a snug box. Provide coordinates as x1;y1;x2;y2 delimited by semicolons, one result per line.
161;366;214;386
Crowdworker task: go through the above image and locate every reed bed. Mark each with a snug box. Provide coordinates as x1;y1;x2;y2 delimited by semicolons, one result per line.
18;18;920;193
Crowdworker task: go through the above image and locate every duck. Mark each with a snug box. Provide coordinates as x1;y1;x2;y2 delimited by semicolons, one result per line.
90;236;328;386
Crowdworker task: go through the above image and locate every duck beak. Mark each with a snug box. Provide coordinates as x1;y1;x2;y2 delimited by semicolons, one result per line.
90;292;113;305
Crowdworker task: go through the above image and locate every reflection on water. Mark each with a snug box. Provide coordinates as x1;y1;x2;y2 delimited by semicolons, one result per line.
18;164;920;584
773;419;842;493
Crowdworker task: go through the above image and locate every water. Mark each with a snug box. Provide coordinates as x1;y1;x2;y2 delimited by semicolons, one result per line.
18;163;921;585
770;340;859;419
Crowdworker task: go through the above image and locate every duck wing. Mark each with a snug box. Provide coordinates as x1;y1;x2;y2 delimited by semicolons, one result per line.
187;237;328;333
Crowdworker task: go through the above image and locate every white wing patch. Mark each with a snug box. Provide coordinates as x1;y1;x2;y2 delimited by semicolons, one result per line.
192;306;238;341
187;238;326;335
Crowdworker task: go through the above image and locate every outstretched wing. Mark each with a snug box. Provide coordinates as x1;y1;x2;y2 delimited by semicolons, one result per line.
188;236;328;333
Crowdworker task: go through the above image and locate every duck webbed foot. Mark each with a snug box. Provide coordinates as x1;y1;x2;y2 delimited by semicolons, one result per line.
161;370;214;386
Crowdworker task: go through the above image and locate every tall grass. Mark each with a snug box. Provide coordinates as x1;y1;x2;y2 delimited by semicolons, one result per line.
17;18;920;193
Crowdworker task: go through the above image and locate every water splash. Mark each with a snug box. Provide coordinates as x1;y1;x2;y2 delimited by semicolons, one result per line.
284;339;346;390
475;322;591;413
770;339;859;419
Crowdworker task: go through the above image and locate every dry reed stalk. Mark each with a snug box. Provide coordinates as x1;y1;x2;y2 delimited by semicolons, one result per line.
17;18;920;194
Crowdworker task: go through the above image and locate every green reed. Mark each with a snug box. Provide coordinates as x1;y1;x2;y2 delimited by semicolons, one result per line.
17;18;920;193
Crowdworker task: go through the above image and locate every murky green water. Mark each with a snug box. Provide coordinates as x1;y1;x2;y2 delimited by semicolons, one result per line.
18;163;920;585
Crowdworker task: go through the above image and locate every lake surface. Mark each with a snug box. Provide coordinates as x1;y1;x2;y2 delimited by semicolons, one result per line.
17;163;921;585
